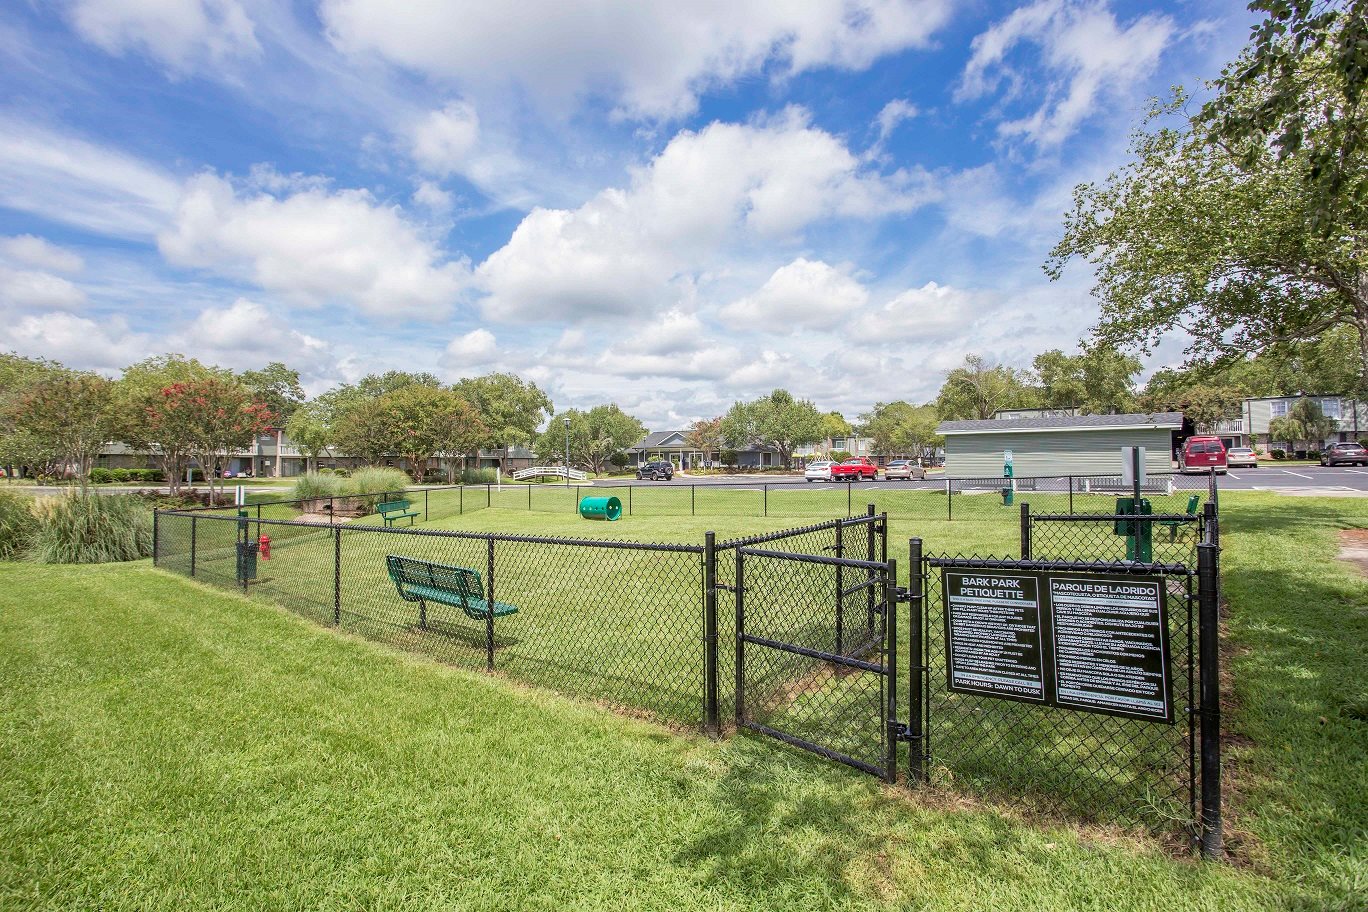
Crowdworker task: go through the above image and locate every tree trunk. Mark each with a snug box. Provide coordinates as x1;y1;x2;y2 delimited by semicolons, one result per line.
1355;284;1368;397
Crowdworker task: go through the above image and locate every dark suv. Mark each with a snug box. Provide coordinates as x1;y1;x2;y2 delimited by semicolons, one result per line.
1321;442;1368;466
636;460;674;481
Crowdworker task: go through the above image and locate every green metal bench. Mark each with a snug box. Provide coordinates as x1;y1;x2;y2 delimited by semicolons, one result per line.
377;499;419;527
385;555;519;628
1157;494;1201;541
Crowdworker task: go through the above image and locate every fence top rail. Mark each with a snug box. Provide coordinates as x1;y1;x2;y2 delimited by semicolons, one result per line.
926;555;1192;575
738;546;889;571
717;512;878;549
1029;512;1202;523
156;509;705;553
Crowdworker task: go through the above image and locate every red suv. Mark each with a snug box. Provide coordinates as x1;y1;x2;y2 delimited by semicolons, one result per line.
1179;436;1227;474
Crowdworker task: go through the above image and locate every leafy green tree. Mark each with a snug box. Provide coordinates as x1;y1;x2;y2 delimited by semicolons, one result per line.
535;405;646;474
285;404;335;474
1049;11;1368;391
935;355;1037;420
684;417;724;467
720;389;824;469
860;401;942;458
818;411;852;456
146;378;274;503
453;373;553;471
332;398;393;467
1269;398;1339;451
15;373;118;491
117;355;229;495
1202;0;1368;229
239;362;305;422
1140;378;1247;434
1032;347;1140;414
0;353;67;479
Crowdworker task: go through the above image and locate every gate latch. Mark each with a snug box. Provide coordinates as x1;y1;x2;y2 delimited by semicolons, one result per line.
891;721;920;743
893;586;914;603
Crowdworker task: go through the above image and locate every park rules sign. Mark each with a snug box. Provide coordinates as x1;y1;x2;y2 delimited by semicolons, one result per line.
943;569;1174;723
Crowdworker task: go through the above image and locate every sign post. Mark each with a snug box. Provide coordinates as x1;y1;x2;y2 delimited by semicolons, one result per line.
1002;449;1014;506
1120;447;1152;561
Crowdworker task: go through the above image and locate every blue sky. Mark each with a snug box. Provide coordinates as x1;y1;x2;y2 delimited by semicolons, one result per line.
0;0;1255;429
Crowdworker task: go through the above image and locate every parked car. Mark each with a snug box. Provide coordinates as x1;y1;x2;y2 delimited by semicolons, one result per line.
635;460;674;481
1225;447;1259;468
1178;436;1227;474
829;457;879;481
804;460;834;482
1321;442;1368;466
883;459;926;481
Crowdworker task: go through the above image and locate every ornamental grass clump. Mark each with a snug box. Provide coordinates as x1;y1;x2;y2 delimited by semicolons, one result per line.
28;493;152;564
345;467;411;512
0;490;36;560
291;472;344;502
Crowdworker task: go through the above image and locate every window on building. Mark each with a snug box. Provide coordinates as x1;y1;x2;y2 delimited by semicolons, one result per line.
1270;400;1288;418
1321;398;1342;420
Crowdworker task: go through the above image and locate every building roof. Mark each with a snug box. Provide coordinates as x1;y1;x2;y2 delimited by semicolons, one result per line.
938;412;1184;435
631;430;688;450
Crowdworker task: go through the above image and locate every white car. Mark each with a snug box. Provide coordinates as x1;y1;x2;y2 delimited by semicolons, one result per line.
804;461;834;482
1225;447;1259;468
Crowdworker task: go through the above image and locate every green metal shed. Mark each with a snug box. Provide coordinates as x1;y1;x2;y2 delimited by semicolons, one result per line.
936;413;1184;478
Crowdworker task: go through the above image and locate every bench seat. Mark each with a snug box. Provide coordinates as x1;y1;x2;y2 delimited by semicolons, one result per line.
386;554;519;626
377;499;419;527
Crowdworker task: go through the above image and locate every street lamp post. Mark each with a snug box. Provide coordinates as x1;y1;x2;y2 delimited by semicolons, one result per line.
563;417;571;487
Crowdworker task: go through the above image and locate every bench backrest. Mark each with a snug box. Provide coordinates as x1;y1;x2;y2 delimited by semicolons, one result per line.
386;555;483;600
1185;494;1200;514
378;500;411;513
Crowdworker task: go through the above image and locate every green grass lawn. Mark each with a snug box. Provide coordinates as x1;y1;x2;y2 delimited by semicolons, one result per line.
3;492;1363;909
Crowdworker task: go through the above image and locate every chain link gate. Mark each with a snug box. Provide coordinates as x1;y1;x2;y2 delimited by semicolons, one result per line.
732;546;901;781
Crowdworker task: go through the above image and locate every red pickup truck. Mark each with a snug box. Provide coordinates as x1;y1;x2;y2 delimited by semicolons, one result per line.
829;457;879;481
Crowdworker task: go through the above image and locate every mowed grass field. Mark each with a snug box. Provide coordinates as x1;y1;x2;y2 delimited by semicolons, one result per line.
2;492;1364;909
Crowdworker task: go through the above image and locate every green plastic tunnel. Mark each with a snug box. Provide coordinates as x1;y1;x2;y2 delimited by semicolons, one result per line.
579;495;622;521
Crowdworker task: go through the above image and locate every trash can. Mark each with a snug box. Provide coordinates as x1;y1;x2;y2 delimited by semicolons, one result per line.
579;495;622;521
236;540;259;581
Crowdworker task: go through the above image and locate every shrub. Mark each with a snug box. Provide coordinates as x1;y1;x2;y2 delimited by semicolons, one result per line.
90;468;115;484
27;493;153;564
609;453;630;469
1271;449;1286;460
0;490;36;559
829;451;852;462
292;473;344;502
345;467;411;512
1308;449;1322;461
460;468;496;484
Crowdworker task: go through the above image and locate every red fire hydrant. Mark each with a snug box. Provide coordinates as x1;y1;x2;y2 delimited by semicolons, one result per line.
258;534;272;560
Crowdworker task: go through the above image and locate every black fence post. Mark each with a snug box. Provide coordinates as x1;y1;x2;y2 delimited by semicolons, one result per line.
333;527;341;626
734;549;746;725
1019;501;1032;559
763;484;768;517
1208;468;1219;512
1197;540;1223;859
1068;475;1075;514
907;538;925;785
834;523;845;656
946;478;953;521
703;531;719;735
256;503;262;542
628;484;633;516
486;537;497;671
152;510;159;567
190;516;197;577
1204;501;1220;549
847;479;852;516
528;483;532;511
424;489;429;521
692;484;696;516
866;504;877;634
884;556;899;784
459;485;464;515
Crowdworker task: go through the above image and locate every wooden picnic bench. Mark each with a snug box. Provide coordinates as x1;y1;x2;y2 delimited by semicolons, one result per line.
385;555;519;629
377;499;419;527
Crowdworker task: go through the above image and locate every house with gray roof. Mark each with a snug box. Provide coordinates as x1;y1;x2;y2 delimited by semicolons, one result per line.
937;412;1184;478
628;431;778;469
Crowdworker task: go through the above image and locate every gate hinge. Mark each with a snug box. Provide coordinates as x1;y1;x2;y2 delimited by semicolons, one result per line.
891;721;920;743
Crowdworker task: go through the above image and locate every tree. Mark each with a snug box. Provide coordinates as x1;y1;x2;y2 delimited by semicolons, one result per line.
453;373;553;471
148;378;275;503
15;373;117;491
1269;397;1339;451
860;401;942;458
285;404;335;474
333;398;395;467
1140;378;1247;433
118;355;229;495
1032;347;1141;414
1203;0;1368;229
1049;11;1368;392
685;417;724;467
720;389;824;468
0;353;67;479
535;405;646;474
239;362;305;422
935;355;1037;420
429;392;487;483
819;411;852;456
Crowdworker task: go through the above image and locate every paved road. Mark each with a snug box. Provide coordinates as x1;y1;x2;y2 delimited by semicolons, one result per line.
631;465;1368;493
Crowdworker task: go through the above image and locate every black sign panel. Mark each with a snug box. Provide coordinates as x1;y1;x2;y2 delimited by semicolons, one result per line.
1050;576;1173;723
943;571;1045;703
942;568;1174;724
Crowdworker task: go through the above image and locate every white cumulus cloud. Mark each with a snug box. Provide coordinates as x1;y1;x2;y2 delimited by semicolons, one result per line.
720;258;869;333
67;0;260;71
158;172;472;317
